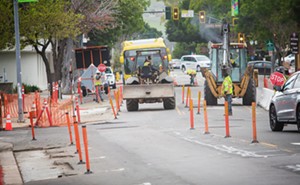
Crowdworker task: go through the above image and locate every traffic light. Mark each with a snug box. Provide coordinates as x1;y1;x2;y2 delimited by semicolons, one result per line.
165;6;171;20
232;18;238;26
238;33;245;43
199;11;206;23
173;7;179;20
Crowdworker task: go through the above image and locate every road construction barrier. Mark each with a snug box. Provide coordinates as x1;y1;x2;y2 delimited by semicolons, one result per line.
75;97;81;123
189;98;194;129
35;99;53;127
224;101;230;138
203;100;209;134
109;96;117;119
114;90;120;114
5;111;12;131
74;121;85;164
197;91;201;114
263;77;268;88
252;102;259;143
66;112;74;145
29;111;36;140
82;125;92;174
22;85;25;111
0;95;3;130
182;85;185;104
185;87;190;108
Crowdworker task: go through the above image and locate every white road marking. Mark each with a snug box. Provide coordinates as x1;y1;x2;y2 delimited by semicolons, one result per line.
291;143;300;146
104;168;125;172
174;132;268;158
285;164;300;172
90;156;106;160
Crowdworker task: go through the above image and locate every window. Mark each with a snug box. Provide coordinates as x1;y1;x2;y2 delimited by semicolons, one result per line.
293;74;300;89
190;57;197;62
283;74;297;91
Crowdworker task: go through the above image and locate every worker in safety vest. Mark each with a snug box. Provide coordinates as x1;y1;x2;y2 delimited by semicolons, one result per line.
221;66;233;116
94;70;104;102
144;56;152;66
187;69;197;85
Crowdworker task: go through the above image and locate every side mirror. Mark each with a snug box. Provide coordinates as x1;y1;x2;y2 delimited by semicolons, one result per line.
120;56;124;64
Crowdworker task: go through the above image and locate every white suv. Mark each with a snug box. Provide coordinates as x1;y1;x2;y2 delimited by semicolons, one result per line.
180;55;211;72
104;67;116;89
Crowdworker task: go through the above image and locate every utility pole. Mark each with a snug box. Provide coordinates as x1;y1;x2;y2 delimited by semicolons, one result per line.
13;0;24;122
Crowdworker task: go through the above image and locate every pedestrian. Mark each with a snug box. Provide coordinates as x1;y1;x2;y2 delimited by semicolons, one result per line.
221;66;233;116
94;70;104;102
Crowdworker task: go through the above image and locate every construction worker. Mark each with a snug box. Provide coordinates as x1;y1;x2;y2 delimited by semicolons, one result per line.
144;56;152;66
187;69;197;85
221;66;233;116
94;70;104;102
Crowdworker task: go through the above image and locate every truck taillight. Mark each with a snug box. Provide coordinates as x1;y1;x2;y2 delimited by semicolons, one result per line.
130;57;135;61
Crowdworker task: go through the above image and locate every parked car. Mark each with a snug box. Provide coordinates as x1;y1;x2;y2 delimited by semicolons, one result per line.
269;71;300;132
180;55;211;72
169;58;181;69
247;60;272;75
104;67;116;89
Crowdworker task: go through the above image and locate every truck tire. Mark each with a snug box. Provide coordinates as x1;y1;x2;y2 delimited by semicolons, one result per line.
204;80;217;105
126;99;139;111
163;97;176;110
242;78;256;105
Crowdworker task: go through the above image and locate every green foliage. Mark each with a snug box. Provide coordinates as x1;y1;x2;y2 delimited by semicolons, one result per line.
238;0;299;58
13;84;41;94
88;0;151;47
19;0;83;46
0;0;14;50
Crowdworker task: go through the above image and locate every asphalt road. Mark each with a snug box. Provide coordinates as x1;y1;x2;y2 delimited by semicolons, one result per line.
11;70;300;184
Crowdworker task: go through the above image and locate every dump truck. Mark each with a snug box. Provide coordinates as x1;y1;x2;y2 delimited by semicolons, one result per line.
201;22;257;105
119;38;175;111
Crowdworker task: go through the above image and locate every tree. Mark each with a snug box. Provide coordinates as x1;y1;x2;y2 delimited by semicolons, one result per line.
0;0;15;50
18;0;83;89
238;0;298;64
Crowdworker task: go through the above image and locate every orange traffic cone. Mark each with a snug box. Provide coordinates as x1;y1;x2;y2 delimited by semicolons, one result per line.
173;78;178;86
194;77;198;86
5;112;12;131
31;101;37;118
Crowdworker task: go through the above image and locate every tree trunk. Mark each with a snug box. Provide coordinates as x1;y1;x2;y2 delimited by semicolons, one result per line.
60;38;77;94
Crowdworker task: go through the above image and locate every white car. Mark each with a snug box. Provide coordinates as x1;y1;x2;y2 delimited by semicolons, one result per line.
180;55;211;72
104;67;116;89
284;54;295;66
169;59;181;69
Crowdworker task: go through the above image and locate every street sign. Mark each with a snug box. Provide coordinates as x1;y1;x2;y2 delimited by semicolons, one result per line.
270;72;286;86
266;40;274;51
98;64;106;72
290;32;299;54
18;0;38;2
181;10;194;18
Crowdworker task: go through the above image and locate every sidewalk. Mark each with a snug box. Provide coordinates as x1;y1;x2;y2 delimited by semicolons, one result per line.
0;92;115;185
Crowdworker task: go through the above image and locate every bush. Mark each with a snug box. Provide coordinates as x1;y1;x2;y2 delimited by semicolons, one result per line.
13;84;41;94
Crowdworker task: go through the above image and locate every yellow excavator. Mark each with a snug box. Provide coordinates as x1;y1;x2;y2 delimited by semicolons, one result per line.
201;21;258;105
